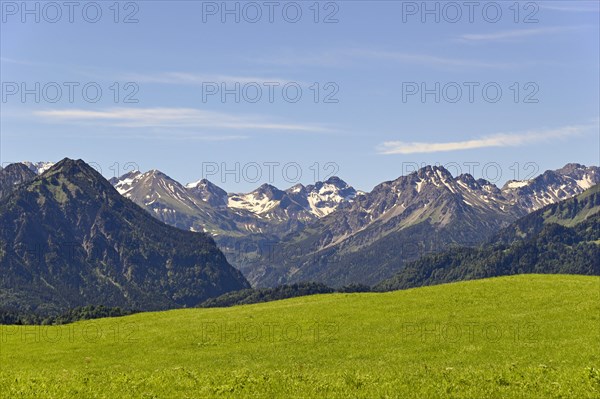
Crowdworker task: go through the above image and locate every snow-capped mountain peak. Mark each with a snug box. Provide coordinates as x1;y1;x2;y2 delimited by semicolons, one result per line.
225;177;359;218
501;164;600;212
108;163;599;245
304;176;358;217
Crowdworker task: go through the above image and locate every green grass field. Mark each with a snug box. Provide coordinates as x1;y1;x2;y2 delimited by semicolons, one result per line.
1;274;599;398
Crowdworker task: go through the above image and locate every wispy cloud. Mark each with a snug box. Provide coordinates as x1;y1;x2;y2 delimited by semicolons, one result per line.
377;123;596;155
34;107;333;134
458;26;589;42
255;48;524;69
351;49;519;69
250;51;346;68
539;3;600;13
0;57;33;65
0;59;296;86
124;72;294;86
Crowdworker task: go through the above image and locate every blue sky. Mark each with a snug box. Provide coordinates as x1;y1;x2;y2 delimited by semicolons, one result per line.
1;0;599;192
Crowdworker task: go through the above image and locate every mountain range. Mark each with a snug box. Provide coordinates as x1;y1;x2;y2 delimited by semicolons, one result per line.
7;160;599;288
110;170;361;231
253;164;599;287
112;162;597;286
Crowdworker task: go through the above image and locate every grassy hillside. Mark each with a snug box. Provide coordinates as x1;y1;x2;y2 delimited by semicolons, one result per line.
1;274;599;398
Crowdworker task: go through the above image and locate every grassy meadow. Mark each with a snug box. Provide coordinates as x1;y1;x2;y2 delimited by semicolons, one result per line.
1;274;599;398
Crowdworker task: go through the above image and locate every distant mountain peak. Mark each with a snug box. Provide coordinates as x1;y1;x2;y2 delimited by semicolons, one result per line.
456;173;476;182
53;158;81;167
256;182;279;191
323;176;348;187
286;183;306;193
143;169;171;180
556;163;586;175
186;178;228;207
410;165;455;188
455;174;498;191
4;162;34;175
39;158;122;201
252;183;285;199
49;158;100;178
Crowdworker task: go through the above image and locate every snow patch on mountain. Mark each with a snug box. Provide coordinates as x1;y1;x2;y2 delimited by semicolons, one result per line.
506;180;530;189
113;171;143;196
575;174;595;190
21;161;55;175
228;192;280;215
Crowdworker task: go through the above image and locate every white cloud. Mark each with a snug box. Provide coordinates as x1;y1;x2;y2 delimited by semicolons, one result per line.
377;123;596;155
34;107;333;134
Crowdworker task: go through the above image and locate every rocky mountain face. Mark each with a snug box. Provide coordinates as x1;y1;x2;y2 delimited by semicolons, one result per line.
254;166;523;287
186;179;228;208
495;181;600;243
285;177;360;218
108;171;362;277
502;163;599;212
0;163;36;200
0;159;250;315
375;184;600;291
